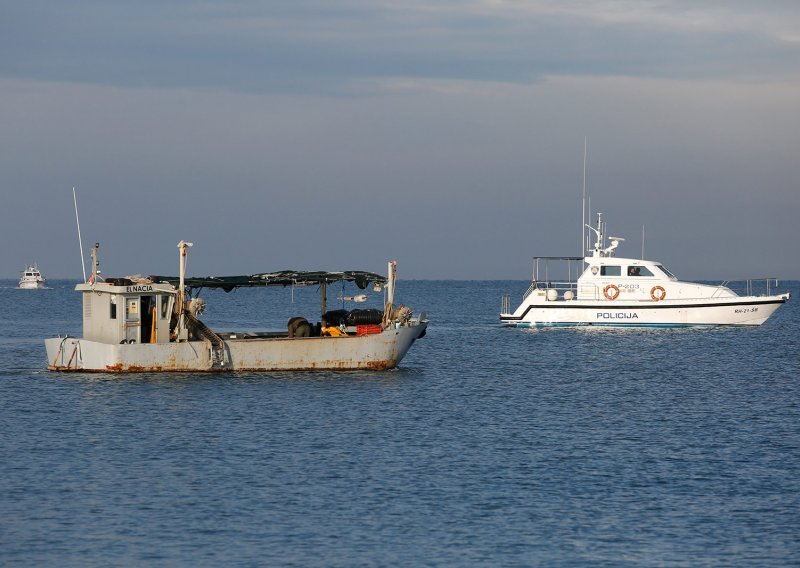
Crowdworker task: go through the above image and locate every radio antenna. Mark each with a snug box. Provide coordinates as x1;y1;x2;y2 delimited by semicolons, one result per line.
641;224;645;259
73;187;87;282
581;136;587;257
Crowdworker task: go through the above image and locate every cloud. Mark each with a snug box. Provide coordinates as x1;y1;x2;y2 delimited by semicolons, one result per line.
1;2;799;279
1;1;798;95
514;0;800;43
1;73;798;279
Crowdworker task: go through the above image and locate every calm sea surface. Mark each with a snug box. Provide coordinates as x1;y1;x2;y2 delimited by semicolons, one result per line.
1;279;798;567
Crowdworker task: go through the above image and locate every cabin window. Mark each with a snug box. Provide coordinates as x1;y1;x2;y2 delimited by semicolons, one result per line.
600;266;621;276
110;298;117;319
656;265;678;281
627;266;654;277
160;296;170;319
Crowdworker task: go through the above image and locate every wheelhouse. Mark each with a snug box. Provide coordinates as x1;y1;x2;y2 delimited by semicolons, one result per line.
79;280;176;344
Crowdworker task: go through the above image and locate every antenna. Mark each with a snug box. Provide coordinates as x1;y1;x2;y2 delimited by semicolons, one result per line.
73;187;87;282
581;136;587;257
586;195;592;253
641;224;645;260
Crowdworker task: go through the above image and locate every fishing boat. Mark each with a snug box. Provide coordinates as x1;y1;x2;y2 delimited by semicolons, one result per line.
19;264;46;289
500;213;790;328
46;242;427;372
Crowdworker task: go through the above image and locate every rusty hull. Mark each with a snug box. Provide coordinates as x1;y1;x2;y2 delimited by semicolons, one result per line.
45;323;426;372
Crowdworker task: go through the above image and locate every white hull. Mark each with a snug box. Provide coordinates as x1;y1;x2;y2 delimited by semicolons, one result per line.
19;280;46;289
501;296;788;327
46;323;427;372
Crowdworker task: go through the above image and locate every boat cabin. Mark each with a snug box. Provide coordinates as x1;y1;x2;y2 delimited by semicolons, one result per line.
78;279;176;345
576;258;678;301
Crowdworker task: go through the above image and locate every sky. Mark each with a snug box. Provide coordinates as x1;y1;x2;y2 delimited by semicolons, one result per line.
1;0;799;280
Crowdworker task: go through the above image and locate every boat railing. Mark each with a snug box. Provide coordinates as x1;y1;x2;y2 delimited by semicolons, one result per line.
527;256;584;300
503;278;580;313
718;277;780;297
523;280;579;300
522;281;538;300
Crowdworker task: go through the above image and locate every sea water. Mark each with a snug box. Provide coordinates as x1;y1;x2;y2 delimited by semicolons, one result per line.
1;280;798;566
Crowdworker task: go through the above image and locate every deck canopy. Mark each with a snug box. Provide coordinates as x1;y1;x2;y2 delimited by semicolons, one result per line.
148;270;387;292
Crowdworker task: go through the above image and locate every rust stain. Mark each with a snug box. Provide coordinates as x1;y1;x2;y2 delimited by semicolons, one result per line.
89;360;396;372
55;355;401;373
104;363;166;372
58;360;399;373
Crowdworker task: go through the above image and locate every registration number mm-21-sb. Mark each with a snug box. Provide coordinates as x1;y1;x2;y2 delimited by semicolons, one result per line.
734;307;759;314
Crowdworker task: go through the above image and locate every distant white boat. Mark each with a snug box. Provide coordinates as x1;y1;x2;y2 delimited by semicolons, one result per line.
500;212;791;328
19;264;46;289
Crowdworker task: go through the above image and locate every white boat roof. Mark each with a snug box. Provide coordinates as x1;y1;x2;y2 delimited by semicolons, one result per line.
584;256;663;266
75;281;176;294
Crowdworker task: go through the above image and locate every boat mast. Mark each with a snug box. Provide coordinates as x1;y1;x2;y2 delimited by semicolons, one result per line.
177;240;193;341
587;212;603;257
73;187;87;282
90;243;100;284
382;260;397;327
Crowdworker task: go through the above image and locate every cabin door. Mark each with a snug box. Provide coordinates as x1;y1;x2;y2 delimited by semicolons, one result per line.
125;297;140;343
140;296;155;344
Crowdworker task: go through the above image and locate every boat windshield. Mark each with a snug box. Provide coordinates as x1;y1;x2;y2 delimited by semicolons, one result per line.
656;265;678;281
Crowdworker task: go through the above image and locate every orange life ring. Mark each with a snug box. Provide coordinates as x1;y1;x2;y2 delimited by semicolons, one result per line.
650;286;666;301
603;284;620;301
